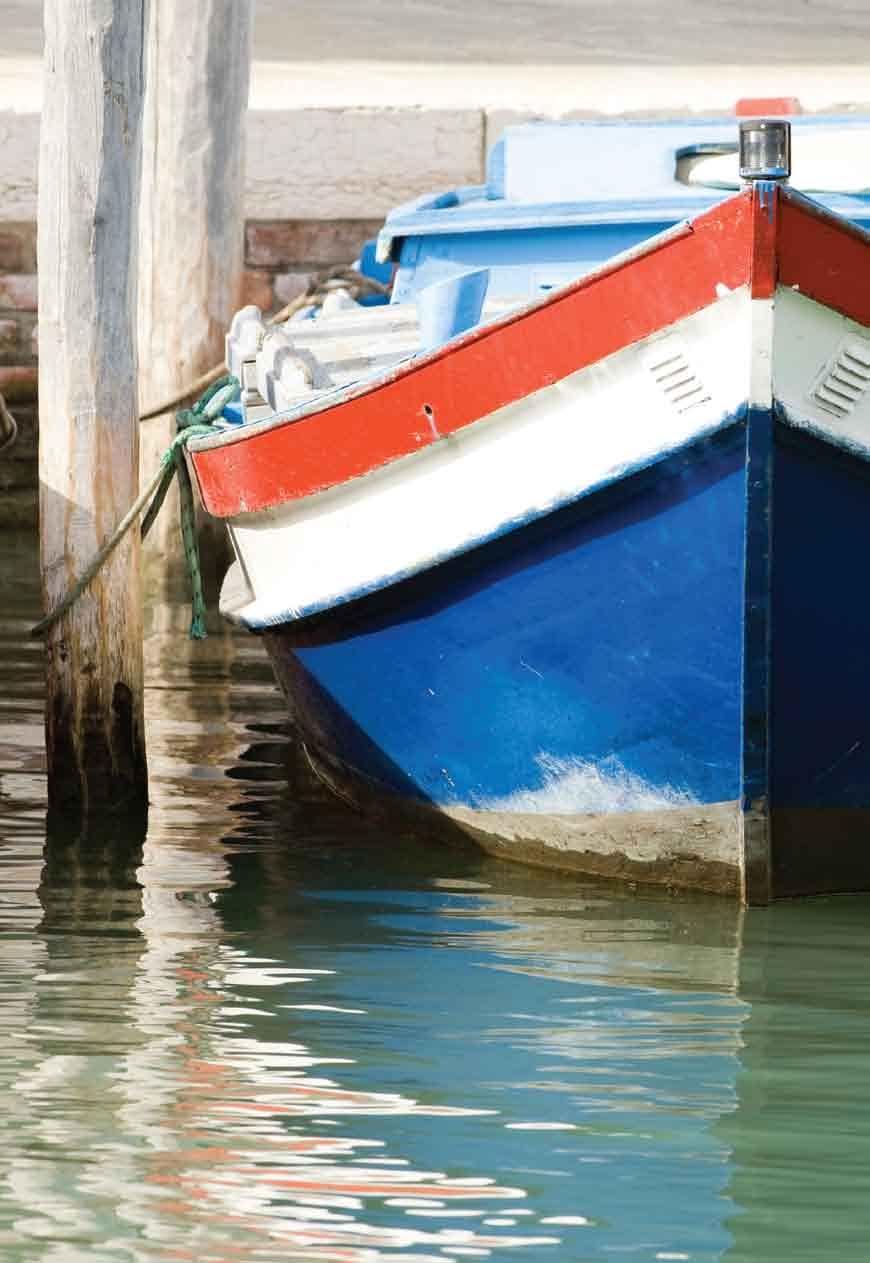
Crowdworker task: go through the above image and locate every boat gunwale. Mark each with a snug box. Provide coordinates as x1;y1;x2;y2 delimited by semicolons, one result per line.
190;186;869;524
187;213;703;456
191;187;870;466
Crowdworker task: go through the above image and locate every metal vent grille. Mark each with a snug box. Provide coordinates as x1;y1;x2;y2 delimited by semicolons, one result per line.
643;339;711;415
812;337;870;419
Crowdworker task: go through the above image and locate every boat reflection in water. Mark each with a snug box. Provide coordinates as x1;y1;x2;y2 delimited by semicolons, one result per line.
3;534;870;1260
4;844;746;1259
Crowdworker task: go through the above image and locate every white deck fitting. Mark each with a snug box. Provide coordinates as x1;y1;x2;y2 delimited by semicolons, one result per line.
224;296;526;422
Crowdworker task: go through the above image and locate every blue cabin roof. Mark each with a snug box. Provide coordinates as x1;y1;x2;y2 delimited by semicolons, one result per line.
380;116;870;305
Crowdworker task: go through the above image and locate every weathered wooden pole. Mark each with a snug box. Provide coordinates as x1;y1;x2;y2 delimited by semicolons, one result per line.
138;0;253;559
38;0;148;822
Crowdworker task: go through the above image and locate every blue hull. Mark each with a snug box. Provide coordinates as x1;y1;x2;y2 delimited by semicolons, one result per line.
263;415;870;901
769;425;870;896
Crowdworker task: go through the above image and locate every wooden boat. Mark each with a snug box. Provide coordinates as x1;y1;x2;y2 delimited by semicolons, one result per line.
187;109;870;902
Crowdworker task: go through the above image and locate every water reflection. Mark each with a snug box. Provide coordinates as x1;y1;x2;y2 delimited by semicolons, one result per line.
721;899;870;1263
3;531;870;1261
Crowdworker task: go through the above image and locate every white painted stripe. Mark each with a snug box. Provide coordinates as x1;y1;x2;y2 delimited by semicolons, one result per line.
222;289;750;627
749;298;775;408
774;284;870;452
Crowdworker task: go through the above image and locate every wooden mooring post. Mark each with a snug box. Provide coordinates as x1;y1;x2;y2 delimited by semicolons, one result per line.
138;0;253;563
38;0;148;823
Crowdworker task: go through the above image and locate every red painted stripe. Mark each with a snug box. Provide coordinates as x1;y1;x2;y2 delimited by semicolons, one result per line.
749;182;779;299
778;190;870;326
191;193;753;518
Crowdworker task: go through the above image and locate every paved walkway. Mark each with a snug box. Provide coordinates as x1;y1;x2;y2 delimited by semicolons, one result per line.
1;1;866;118
4;0;870;64
255;0;870;65
1;56;866;115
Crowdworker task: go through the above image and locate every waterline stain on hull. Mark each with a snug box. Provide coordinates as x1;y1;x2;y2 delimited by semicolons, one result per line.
299;734;743;896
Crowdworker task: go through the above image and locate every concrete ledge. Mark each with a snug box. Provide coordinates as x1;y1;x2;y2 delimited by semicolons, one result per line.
3;59;869;223
246;107;484;220
0;101;484;224
0;112;39;221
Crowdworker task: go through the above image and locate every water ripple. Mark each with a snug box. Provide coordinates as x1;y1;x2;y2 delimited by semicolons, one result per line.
4;532;870;1261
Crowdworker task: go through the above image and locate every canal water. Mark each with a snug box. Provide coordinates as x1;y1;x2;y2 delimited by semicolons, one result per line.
2;529;870;1262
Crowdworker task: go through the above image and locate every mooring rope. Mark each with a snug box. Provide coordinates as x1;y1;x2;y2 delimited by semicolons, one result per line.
31;375;239;642
0;390;18;455
29;262;390;637
2;267;389;454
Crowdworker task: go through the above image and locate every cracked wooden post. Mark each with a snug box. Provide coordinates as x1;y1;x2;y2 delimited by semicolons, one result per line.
38;0;148;824
138;0;253;564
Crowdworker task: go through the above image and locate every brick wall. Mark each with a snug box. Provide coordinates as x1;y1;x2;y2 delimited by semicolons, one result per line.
0;217;381;528
240;217;383;312
0;222;38;527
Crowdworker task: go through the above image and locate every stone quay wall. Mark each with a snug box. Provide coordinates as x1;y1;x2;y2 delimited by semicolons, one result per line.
0;220;37;526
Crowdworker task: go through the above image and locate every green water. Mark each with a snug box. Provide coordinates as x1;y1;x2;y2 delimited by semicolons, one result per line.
2;530;870;1261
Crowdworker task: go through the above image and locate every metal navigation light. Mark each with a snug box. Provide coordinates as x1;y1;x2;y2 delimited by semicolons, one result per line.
739;118;791;182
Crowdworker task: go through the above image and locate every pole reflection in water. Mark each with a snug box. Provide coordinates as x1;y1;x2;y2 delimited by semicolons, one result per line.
4;529;870;1260
719;898;870;1263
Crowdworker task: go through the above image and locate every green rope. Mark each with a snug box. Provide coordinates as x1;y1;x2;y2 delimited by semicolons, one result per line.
171;373;240;640
175;443;207;638
32;376;240;642
175;373;240;432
